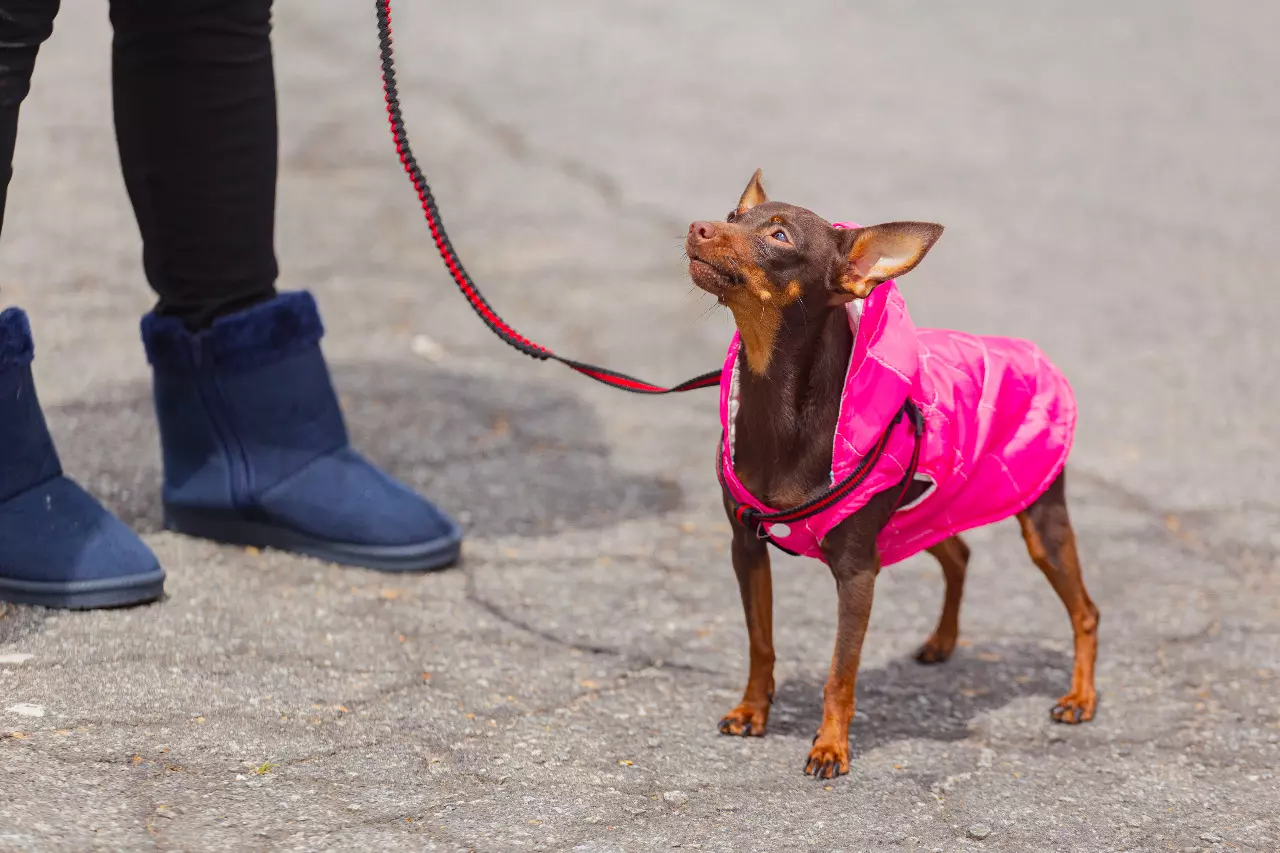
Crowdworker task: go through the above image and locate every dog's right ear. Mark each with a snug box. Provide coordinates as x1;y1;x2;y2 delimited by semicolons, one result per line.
733;168;768;217
831;222;944;301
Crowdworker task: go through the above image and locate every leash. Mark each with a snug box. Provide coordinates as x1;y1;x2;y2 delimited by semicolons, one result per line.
719;398;925;553
373;0;926;538
373;0;720;395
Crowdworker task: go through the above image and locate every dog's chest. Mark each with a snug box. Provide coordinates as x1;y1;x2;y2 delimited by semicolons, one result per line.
731;410;838;512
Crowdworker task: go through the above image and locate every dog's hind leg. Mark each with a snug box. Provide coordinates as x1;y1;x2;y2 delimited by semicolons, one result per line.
915;535;969;664
1017;468;1100;724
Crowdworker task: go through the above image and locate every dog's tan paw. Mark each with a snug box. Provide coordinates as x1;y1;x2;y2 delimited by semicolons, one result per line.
803;738;850;780
1051;690;1097;724
718;703;769;737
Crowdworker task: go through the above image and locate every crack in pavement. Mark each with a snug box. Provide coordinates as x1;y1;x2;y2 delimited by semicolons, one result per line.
462;565;714;677
0;742;199;776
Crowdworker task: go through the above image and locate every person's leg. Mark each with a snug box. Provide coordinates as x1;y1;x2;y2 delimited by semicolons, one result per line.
114;0;462;571
0;0;59;233
0;0;163;609
110;0;277;329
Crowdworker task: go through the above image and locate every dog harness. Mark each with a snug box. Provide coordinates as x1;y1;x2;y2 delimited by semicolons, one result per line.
718;223;1077;566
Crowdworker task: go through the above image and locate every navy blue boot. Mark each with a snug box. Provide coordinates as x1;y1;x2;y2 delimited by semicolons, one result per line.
141;292;462;572
0;309;165;608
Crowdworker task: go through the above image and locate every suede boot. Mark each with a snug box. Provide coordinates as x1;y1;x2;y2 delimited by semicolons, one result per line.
140;291;461;572
0;308;164;608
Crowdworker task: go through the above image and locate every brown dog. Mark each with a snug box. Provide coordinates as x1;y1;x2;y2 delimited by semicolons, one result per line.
686;171;1099;780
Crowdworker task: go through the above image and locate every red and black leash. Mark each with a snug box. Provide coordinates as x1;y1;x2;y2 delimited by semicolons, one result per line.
374;0;923;543
374;0;719;395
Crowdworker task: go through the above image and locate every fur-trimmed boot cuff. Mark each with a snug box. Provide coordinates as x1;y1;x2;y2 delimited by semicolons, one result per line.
141;291;324;373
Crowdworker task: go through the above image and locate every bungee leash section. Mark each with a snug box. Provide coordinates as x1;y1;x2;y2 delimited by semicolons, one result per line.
373;0;719;395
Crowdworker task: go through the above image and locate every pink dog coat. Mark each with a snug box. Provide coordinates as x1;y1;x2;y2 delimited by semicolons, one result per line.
718;222;1076;566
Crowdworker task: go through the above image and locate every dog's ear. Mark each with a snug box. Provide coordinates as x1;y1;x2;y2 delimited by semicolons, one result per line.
734;168;768;216
832;222;944;300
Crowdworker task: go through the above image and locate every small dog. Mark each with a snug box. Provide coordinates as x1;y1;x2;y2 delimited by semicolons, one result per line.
686;170;1099;780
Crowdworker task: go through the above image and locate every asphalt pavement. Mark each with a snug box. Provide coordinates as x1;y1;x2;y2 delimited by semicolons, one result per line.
1;2;1278;851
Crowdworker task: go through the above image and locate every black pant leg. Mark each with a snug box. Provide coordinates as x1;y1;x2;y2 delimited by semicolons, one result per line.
0;0;60;237
110;0;279;329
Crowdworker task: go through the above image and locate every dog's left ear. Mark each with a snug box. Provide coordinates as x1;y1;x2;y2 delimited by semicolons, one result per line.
734;168;768;216
832;222;944;300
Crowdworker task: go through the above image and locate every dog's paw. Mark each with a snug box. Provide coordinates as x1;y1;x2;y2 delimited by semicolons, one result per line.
718;703;769;737
1050;690;1097;724
803;737;850;780
913;634;956;664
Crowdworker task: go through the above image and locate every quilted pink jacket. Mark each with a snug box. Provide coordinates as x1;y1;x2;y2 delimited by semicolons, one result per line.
718;222;1076;566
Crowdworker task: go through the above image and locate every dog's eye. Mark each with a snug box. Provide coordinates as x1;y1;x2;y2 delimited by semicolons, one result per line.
771;229;790;244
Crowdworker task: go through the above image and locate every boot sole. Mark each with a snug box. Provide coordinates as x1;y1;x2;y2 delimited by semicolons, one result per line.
163;506;462;573
0;568;166;610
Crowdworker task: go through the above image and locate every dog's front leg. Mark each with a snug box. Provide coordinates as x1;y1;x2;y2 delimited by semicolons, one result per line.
718;499;775;737
807;516;882;780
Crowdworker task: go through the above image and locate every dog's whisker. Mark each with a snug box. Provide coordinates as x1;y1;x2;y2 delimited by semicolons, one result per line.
695;298;720;323
795;295;811;334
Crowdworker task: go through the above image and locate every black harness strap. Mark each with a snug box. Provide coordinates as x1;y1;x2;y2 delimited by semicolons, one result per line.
374;0;719;395
719;398;926;549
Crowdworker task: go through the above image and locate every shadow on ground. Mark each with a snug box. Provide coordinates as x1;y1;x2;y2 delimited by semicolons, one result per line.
767;643;1070;750
46;361;680;538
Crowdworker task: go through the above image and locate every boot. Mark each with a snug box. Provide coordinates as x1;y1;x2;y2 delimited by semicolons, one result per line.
140;291;462;572
0;308;164;608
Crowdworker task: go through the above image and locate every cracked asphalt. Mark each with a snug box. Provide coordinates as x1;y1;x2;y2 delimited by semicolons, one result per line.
2;2;1278;851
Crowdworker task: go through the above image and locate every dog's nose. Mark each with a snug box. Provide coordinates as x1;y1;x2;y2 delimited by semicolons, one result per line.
689;221;718;243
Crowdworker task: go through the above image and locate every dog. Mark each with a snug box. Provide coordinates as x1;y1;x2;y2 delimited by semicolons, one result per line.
685;170;1099;780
